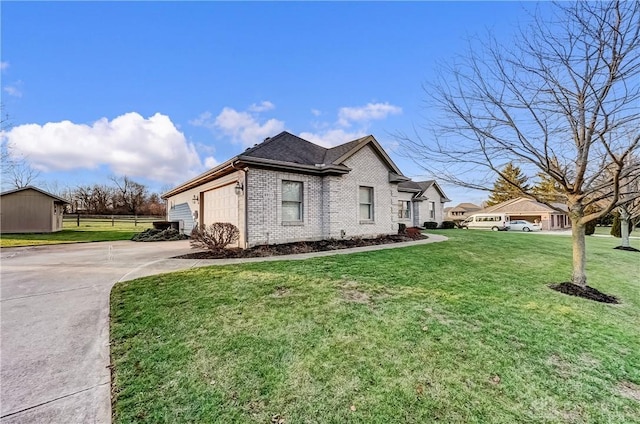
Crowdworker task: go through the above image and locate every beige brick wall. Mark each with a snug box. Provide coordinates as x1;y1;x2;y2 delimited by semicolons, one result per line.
418;185;447;226
246;169;324;246
245;144;400;246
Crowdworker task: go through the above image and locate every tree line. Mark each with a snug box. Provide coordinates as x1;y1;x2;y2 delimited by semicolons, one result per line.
57;176;166;216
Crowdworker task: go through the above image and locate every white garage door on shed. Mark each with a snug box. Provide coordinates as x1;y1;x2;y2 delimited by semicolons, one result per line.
202;183;239;228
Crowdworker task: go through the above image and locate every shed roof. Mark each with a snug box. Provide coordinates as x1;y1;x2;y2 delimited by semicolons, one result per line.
0;186;70;204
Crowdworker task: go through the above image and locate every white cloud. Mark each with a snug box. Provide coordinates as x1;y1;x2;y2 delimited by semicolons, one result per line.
311;109;322;117
0;62;8;71
188;111;215;129
299;128;367;148
204;156;219;168
3;81;23;98
191;103;285;147
4;112;203;184
248;101;275;113
338;102;402;127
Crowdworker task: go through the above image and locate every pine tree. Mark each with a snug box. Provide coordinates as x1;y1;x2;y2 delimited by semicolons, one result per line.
533;172;565;202
486;163;530;206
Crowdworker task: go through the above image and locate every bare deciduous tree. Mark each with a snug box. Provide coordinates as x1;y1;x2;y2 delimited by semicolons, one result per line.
110;176;147;215
399;1;640;288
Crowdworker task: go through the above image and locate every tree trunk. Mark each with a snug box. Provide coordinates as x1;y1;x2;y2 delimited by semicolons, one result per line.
570;217;588;288
620;207;631;248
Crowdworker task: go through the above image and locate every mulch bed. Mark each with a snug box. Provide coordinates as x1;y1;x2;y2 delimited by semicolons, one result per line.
173;233;427;260
549;282;620;304
613;246;640;252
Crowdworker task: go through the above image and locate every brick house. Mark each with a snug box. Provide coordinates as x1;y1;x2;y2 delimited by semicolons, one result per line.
162;131;450;248
444;202;483;223
397;180;451;227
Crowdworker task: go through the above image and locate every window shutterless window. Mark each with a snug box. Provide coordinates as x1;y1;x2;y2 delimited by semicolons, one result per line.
282;180;303;221
359;186;374;220
398;201;411;219
429;202;436;219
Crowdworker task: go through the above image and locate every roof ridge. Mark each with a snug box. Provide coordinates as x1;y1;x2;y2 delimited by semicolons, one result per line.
241;131;290;156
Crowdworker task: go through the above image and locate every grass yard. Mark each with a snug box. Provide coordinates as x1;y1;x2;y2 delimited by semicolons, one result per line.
110;231;640;423
0;219;152;247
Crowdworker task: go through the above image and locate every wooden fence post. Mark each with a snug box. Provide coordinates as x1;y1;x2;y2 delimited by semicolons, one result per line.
77;213;80;227
112;216;114;226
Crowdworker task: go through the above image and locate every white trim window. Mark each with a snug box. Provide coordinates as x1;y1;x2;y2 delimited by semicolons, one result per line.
359;186;374;221
398;201;411;219
282;180;303;221
429;201;436;219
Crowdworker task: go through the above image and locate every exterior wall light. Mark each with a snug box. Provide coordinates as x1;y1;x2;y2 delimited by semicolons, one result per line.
235;181;244;196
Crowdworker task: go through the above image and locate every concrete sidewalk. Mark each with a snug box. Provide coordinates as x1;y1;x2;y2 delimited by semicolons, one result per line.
0;234;447;424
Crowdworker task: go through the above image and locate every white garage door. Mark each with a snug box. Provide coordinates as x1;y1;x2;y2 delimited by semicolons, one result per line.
202;184;238;227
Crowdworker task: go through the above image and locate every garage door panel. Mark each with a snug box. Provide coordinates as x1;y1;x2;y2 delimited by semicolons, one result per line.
203;184;238;227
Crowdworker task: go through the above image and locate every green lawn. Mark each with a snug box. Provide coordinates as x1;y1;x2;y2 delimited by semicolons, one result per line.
0;220;152;247
110;231;640;423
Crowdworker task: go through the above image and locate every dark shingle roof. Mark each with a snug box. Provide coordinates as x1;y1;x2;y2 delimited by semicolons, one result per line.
242;132;327;165
398;181;423;191
323;136;368;164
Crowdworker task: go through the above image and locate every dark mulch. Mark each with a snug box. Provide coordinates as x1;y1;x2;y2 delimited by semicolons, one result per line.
549;282;620;304
613;245;640;252
173;233;427;260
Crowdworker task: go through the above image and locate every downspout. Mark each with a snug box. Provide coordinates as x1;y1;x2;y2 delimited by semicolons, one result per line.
232;161;249;249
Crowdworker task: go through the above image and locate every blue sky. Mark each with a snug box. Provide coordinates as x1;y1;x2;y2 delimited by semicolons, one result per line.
2;1;538;204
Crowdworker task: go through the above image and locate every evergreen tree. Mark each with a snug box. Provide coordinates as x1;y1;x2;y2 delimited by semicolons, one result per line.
486;163;530;206
533;172;565;202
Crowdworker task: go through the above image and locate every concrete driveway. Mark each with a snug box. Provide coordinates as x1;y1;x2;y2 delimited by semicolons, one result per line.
0;240;200;424
0;235;447;423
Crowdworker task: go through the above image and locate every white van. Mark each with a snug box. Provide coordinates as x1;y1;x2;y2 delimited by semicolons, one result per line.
461;213;511;231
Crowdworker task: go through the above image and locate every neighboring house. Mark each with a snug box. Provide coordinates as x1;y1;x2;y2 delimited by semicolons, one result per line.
0;186;69;233
163;131;448;248
445;202;483;222
481;197;570;231
397;180;450;227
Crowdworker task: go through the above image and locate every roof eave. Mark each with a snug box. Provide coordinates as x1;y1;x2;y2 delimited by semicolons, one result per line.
161;158;239;199
333;135;406;177
238;156;351;174
0;186;70;204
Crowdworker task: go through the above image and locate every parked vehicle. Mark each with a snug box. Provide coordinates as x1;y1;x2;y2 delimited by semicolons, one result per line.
460;213;510;231
508;220;541;232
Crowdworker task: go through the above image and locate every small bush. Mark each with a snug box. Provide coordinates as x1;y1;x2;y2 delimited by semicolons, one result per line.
191;222;240;251
132;228;188;242
440;221;456;229
611;214;621;237
406;227;423;239
424;221;438;229
398;223;407;234
585;220;596;236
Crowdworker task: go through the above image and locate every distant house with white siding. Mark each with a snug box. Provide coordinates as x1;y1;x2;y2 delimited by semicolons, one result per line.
0;186;69;233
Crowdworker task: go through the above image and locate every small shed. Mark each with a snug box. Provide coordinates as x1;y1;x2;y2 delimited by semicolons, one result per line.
0;186;70;233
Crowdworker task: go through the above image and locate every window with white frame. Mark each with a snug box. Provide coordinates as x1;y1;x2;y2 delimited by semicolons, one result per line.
398;201;411;219
429;201;436;219
282;180;303;221
359;186;374;221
